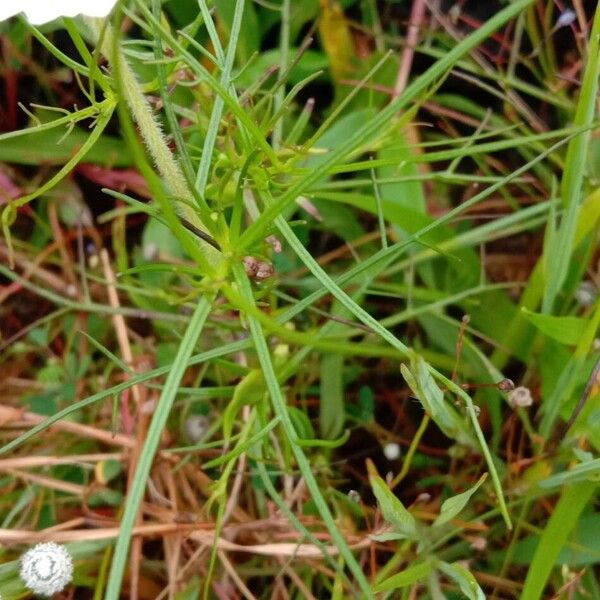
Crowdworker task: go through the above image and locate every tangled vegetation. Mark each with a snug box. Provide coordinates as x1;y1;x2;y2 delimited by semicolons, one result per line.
0;0;599;598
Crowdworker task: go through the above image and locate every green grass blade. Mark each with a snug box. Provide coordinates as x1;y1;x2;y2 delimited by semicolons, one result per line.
231;262;374;599
542;2;600;311
194;0;245;193
103;296;214;599
520;482;598;600
276;217;511;527
238;0;536;250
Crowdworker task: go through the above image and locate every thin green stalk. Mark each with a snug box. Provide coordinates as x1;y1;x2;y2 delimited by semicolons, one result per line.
231;263;374;599
104;296;214;599
237;0;537;250
85;15;219;265
276;217;510;527
542;2;600;311
272;0;290;149
194;0;245;194
391;415;430;488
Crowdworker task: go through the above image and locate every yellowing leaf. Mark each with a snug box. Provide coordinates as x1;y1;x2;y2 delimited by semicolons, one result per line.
318;0;355;80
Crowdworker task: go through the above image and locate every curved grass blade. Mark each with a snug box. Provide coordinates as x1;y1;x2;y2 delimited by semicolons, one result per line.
104;295;214;599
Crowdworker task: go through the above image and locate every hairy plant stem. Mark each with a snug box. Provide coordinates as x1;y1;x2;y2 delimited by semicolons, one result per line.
83;16;221;266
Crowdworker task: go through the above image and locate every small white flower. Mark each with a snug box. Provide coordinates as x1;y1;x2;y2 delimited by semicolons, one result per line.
383;442;401;461
508;386;533;408
20;542;73;597
469;536;487;551
556;9;577;29
575;281;597;307
347;489;361;503
143;242;159;261
185;415;210;444
0;0;116;24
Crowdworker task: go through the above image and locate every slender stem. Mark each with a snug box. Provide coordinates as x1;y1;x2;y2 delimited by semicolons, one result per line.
104;296;214;599
271;0;290;150
195;0;245;194
231;263;374;599
391;415;430;489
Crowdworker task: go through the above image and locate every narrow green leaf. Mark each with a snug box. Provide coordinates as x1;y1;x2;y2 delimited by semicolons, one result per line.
320;353;345;439
401;359;476;448
433;474;487;527
368;462;418;539
539;458;600;488
374;559;434;592
438;561;485;600
543;2;600;311
104;296;214;599
521;482;598;600
522;309;588;345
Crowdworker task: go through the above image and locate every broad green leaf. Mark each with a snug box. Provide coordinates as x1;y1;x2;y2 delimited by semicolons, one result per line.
95;459;123;485
522;309;587;345
374;559;434;592
367;460;418;539
0;125;131;167
87;488;124;507
377;135;425;220
433;474;487;527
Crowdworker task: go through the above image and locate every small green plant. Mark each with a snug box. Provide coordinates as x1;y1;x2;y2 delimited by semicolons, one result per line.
0;1;599;598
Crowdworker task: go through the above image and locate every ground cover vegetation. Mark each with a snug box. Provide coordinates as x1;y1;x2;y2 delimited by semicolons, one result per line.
0;0;599;598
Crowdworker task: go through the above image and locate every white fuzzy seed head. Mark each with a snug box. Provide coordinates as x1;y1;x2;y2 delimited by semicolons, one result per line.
20;542;73;596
